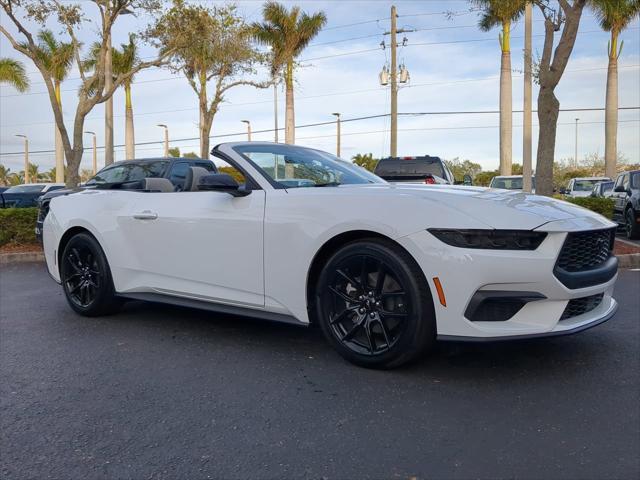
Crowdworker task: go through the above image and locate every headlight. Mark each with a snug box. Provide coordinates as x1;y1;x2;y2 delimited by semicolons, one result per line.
428;229;547;250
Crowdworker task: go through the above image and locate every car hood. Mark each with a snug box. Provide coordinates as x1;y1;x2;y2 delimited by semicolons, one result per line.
352;184;615;231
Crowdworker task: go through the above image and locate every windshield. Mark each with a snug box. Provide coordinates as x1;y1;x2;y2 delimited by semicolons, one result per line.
600;181;614;193
489;177;536;190
86;161;168;185
5;185;46;193
233;144;385;188
573;180;601;191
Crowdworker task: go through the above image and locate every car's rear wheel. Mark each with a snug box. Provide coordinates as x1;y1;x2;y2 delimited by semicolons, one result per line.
60;233;122;316
625;208;640;240
315;238;436;369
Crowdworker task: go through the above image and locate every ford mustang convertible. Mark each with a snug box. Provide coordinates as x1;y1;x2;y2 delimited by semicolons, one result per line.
42;142;619;368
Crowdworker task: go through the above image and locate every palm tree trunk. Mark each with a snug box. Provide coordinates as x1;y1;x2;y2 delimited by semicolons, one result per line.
499;21;512;176
604;31;618;179
535;86;560;197
124;82;135;160
285;60;295;144
54;81;64;183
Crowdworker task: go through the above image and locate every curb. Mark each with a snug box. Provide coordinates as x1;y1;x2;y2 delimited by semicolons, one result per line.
0;251;45;265
1;250;639;269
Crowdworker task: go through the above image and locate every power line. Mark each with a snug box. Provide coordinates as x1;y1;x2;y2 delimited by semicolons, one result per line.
2;107;638;157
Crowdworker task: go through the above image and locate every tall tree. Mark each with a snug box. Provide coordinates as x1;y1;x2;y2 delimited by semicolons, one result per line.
151;2;270;158
473;0;526;176
535;0;587;196
589;0;640;179
27;162;40;181
0;164;12;185
86;34;140;159
1;0;170;187
0;57;29;91
252;2;327;144
31;29;75;182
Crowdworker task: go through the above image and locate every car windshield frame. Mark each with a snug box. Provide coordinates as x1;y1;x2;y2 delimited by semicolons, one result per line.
4;184;46;193
231;144;386;189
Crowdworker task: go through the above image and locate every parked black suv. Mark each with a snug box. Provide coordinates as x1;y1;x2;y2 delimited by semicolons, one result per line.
611;170;640;239
373;155;454;184
36;157;217;240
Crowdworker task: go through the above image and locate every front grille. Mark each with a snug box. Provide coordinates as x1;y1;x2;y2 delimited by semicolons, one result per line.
556;228;615;272
561;293;604;320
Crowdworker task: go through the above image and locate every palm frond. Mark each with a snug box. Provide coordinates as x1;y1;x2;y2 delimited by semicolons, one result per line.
0;58;30;92
589;0;640;32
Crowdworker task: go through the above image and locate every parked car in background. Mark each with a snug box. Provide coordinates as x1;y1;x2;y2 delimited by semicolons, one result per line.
562;177;611;198
36;157;217;240
489;175;536;192
590;180;614;198
611;170;640;239
374;155;453;184
0;183;65;208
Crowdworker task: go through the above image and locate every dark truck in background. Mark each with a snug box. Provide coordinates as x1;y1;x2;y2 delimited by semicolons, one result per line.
373;155;455;185
1;183;66;208
36;157;217;240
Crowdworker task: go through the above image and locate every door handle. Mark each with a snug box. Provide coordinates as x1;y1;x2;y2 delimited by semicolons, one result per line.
133;210;158;220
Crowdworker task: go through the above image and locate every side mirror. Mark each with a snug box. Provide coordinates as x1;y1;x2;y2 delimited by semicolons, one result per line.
614;185;625;193
463;174;473;186
197;174;250;197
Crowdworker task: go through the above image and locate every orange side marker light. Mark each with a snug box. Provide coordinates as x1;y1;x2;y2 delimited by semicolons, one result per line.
433;277;447;307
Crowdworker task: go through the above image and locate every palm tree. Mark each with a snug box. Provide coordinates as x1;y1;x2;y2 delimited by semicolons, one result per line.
0;164;12;185
472;0;526;176
85;35;140;160
32;30;75;183
27;162;40;182
589;0;640;179
0;58;29;92
253;2;326;144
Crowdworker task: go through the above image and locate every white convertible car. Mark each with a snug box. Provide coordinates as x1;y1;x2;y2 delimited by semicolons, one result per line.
42;142;619;368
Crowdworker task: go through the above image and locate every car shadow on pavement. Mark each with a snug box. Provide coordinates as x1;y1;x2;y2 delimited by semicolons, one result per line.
114;299;618;382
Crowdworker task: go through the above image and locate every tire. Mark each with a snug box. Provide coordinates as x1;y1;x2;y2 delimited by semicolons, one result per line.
60;232;122;316
314;238;436;369
626;208;640;240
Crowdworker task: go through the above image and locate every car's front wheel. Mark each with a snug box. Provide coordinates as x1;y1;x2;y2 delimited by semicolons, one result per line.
625;208;640;240
315;238;436;369
60;232;122;316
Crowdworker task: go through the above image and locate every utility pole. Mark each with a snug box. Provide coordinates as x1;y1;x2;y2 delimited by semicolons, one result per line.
85;131;97;175
381;5;412;157
15;134;28;183
157;124;169;157
332;113;341;157
274;81;279;143
574;118;579;167
242;120;252;141
390;5;398;157
522;2;533;193
105;29;114;166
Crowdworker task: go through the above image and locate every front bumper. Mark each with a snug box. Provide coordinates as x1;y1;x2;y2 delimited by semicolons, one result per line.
397;224;618;340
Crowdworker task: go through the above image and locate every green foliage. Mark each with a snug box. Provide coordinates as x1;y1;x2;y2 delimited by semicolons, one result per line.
168;147;181;157
444;157;482;182
351;153;378;173
589;0;640;33
560;196;615;219
31;29;75;83
472;0;527;31
183;151;199;158
218;166;245;183
0;58;29;92
0;208;38;246
252;1;327;77
474;170;499;187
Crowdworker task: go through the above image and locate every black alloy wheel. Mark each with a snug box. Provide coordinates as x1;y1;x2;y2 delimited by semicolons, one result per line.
316;239;436;369
61;233;122;316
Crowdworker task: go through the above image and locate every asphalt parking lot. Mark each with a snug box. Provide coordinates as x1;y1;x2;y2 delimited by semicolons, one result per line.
1;263;639;479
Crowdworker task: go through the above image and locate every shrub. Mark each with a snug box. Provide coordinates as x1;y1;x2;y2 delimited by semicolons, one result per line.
561;196;615;219
0;207;38;246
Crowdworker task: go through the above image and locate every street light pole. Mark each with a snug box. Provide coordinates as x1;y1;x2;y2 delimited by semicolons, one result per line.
85;131;97;175
241;120;252;141
574;118;579;167
15;134;29;183
157;124;169;157
332;113;341;157
273;81;279;143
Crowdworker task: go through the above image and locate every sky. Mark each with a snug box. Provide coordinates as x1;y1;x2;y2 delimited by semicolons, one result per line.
1;0;639;174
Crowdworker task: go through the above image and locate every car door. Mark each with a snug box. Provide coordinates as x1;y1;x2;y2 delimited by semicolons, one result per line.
613;174;627;219
119;189;266;307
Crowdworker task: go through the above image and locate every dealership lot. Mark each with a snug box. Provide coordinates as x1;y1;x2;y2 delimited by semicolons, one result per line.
1;263;638;479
